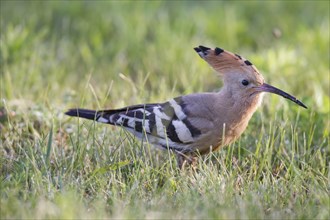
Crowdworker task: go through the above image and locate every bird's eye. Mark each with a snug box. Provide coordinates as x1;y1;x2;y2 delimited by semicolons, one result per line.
241;79;249;86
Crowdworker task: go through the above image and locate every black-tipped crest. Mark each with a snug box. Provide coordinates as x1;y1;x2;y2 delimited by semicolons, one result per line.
214;47;224;55
198;45;210;52
235;53;242;59
194;47;201;53
244;60;253;66
194;45;211;58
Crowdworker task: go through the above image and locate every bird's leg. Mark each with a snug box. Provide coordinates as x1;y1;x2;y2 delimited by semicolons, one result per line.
176;152;198;170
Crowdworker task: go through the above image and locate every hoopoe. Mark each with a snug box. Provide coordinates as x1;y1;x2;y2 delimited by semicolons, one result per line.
65;45;307;168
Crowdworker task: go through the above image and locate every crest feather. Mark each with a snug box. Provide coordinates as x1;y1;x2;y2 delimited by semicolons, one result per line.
194;45;260;76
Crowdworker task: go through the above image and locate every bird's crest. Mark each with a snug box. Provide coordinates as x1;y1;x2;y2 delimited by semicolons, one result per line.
194;45;261;77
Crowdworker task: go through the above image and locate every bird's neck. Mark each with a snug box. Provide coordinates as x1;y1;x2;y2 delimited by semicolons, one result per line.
209;87;264;147
218;86;263;123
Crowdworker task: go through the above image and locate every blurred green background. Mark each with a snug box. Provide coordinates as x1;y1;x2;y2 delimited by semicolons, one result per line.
1;1;329;108
1;1;329;219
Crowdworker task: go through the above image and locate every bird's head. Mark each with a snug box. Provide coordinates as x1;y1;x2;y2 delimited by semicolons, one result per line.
194;45;307;109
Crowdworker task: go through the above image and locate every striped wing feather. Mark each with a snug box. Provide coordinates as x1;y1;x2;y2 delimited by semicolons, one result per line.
94;97;201;151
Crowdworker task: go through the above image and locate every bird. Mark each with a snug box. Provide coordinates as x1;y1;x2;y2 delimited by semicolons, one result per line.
65;45;307;169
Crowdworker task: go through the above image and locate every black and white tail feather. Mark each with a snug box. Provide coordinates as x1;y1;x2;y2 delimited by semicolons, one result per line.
65;97;202;153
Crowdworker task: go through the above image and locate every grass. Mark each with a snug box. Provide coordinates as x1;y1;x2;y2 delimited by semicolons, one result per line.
1;1;329;219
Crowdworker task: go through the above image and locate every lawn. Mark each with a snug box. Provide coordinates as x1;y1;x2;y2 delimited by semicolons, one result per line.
1;1;329;219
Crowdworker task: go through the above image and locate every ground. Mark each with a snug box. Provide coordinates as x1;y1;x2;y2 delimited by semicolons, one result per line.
1;1;329;219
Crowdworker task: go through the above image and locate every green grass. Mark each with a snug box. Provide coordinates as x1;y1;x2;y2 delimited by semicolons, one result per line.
1;1;329;219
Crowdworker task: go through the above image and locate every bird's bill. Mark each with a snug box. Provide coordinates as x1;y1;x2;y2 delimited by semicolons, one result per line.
257;83;307;109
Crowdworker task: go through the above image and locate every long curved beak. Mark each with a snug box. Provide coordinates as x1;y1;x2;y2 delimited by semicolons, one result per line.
257;83;307;109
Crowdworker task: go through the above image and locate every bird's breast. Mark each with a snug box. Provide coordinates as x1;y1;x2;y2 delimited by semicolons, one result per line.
205;95;261;153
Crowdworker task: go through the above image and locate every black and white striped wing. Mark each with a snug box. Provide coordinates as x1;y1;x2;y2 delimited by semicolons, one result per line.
94;97;202;151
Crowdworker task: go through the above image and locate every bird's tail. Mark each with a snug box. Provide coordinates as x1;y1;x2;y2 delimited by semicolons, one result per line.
65;108;99;120
65;108;119;125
